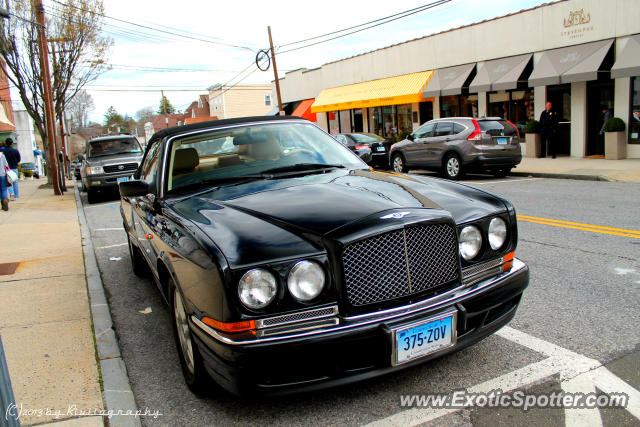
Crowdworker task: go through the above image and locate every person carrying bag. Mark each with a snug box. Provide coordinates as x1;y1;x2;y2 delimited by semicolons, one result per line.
1;151;11;211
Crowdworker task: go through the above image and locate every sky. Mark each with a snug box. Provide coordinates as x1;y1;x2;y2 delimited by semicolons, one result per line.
24;0;549;124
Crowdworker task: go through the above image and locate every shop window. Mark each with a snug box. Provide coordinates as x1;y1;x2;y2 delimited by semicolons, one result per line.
382;105;397;138
339;110;352;134
440;96;460;118
368;107;383;136
460;95;478;118
397;104;413;135
328;111;339;134
630;76;640;144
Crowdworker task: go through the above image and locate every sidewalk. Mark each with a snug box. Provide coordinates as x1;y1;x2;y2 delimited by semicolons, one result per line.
0;179;103;426
513;156;640;183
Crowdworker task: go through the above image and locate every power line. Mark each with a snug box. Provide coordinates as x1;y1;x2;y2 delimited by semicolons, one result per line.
278;0;451;54
279;1;448;48
49;0;258;51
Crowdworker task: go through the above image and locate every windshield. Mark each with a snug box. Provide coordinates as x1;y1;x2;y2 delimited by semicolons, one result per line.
167;122;366;193
88;138;142;158
348;133;384;143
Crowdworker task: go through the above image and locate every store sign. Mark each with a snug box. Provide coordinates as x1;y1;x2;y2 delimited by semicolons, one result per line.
560;8;594;40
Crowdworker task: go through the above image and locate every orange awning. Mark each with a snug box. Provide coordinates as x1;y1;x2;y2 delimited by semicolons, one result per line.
291;98;317;122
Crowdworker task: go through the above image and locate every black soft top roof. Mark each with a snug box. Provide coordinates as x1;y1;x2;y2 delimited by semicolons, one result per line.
147;115;304;145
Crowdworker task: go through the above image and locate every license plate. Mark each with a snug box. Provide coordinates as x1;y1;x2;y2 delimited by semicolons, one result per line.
392;310;457;366
376;146;385;152
497;137;508;145
117;176;131;183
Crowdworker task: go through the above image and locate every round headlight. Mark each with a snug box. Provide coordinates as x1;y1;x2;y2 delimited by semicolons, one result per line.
459;225;482;260
238;269;277;309
488;217;508;250
287;261;326;301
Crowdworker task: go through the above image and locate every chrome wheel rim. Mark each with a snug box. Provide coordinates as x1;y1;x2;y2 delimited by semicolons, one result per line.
174;289;195;374
446;157;460;177
393;156;403;172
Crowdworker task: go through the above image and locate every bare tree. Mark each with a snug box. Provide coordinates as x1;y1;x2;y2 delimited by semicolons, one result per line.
67;89;94;129
0;0;111;181
135;106;154;124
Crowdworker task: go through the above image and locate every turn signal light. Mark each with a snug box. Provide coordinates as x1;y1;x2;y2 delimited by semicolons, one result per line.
502;251;515;272
201;317;256;333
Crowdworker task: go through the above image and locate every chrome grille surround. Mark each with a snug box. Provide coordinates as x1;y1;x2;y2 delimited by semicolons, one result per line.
342;223;460;307
103;163;138;174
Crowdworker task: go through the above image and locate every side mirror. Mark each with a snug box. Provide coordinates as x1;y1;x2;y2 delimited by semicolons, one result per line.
119;180;151;198
407;134;415;141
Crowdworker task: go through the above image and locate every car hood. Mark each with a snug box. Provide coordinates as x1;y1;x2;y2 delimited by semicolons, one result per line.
170;169;508;267
86;153;143;165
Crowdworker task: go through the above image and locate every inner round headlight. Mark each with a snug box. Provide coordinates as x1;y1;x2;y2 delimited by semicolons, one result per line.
287;261;326;301
238;269;277;309
459;225;482;260
488;217;508;250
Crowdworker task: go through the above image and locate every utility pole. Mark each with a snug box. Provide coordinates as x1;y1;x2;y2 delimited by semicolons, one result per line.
35;0;61;195
267;26;284;115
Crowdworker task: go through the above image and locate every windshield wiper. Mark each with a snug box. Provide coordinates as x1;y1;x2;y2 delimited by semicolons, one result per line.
167;174;267;196
259;163;345;176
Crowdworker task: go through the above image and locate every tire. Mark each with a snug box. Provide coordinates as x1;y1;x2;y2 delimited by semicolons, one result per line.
127;233;148;277
442;153;463;180
492;167;512;178
391;153;408;173
170;280;211;395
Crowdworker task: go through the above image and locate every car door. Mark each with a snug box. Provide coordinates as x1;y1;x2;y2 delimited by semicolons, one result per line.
131;141;163;265
427;121;455;165
404;122;435;166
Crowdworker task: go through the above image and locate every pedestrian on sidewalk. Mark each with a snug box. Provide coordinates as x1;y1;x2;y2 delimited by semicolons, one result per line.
539;102;558;159
0;151;10;211
599;105;613;135
2;138;20;199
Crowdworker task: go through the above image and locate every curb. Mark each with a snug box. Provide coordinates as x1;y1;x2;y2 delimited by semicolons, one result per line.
510;171;614;182
74;183;141;427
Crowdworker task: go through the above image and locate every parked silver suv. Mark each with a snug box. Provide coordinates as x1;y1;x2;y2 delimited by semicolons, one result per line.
389;117;522;179
81;135;144;203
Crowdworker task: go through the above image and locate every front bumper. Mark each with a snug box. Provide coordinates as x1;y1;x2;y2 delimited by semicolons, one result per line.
190;258;529;396
83;171;136;189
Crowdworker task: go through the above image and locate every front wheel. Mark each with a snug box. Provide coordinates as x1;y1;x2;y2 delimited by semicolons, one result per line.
391;154;408;173
171;282;211;395
442;153;463;180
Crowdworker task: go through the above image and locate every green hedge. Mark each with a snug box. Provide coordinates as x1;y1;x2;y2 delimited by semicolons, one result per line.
604;117;626;132
524;119;540;134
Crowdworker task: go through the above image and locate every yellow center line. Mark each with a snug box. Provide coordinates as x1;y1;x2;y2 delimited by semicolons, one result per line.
518;215;640;235
517;215;640;239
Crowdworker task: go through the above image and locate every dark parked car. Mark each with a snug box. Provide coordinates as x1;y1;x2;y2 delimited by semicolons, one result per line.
334;133;391;168
389;117;522;179
81;135;144;203
333;133;372;164
119;116;528;396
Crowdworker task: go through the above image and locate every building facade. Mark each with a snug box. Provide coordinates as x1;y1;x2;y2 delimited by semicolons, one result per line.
208;84;273;119
0;60;15;141
276;0;640;159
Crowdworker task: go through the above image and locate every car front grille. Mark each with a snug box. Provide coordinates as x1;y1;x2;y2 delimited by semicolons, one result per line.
342;223;460;307
103;163;138;174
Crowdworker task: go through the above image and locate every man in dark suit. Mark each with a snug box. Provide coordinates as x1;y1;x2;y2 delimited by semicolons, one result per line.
539;102;558;158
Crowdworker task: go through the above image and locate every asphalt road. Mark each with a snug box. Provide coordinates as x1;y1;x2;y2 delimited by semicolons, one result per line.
78;176;640;427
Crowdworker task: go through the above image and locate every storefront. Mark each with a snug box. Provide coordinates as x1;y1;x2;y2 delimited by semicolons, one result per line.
310;71;433;139
277;0;640;158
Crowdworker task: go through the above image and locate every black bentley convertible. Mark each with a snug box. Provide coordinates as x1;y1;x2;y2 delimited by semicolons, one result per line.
118;116;529;396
